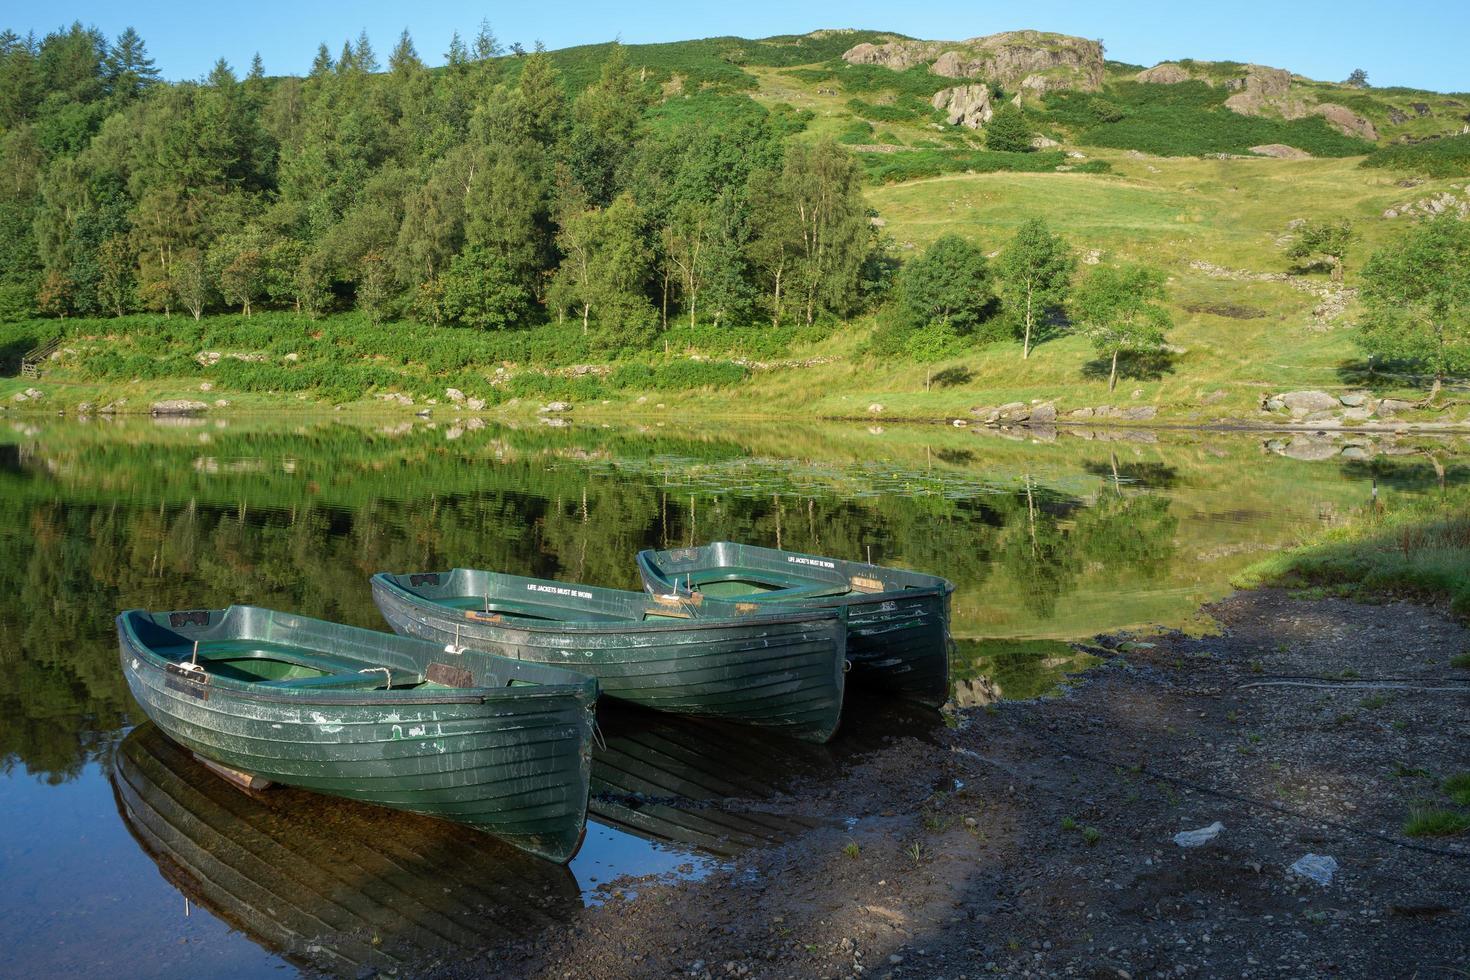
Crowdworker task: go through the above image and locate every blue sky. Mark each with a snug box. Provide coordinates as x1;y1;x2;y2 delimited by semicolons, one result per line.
10;1;1470;92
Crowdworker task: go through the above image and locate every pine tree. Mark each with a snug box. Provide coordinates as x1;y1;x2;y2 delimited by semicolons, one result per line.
389;30;421;74
104;27;159;98
472;20;502;61
246;53;264;82
310;42;332;77
353;30;379;73
206;57;235;88
445;31;469;67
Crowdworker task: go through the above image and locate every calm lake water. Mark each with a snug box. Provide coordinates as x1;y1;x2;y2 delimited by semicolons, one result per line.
1;415;1464;976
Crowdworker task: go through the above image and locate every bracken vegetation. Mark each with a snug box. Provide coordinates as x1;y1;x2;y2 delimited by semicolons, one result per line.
1361;134;1470;178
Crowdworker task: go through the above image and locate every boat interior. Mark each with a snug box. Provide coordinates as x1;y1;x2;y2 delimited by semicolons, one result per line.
380;570;705;624
121;608;572;692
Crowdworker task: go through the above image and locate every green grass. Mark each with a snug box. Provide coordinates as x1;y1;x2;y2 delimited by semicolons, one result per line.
1362;134;1470;178
1239;493;1470;617
1403;807;1470;837
1452;653;1470;669
1445;774;1470;807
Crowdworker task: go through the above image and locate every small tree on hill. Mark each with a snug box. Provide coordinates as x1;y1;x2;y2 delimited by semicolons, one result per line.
997;218;1074;359
985;106;1032;153
1075;264;1172;392
898;234;994;333
1358;214;1470;400
1344;68;1370;88
1286;218;1354;281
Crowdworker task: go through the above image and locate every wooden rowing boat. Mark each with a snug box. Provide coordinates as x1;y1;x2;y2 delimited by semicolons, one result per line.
116;605;598;863
370;569;846;743
636;542;954;706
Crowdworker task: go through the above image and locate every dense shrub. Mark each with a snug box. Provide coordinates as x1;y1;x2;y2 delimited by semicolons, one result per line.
860;149;1068;184
1040;82;1374;157
1362;135;1470;178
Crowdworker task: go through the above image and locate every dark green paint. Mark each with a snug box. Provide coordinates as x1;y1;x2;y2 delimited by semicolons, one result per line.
371;569;846;743
116;606;598;863
637;542;954;705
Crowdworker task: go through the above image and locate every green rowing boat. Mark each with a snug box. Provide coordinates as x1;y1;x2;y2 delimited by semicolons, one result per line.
116;605;598;863
636;542;954;706
370;569;846;743
111;723;581;976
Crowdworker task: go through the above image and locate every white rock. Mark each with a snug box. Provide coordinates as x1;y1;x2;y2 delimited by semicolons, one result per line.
1172;821;1225;847
1288;853;1338;885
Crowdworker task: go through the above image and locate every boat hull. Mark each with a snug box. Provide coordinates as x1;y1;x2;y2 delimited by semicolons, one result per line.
117;616;594;864
371;575;846;743
637;543;954;707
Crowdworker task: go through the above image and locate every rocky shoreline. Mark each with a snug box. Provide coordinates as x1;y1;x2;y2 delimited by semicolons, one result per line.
426;590;1469;980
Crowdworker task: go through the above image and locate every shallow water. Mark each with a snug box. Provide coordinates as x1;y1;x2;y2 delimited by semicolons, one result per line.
0;415;1463;976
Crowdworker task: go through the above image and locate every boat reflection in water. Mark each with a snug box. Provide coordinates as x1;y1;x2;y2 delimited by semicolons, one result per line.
111;724;582;976
111;693;939;973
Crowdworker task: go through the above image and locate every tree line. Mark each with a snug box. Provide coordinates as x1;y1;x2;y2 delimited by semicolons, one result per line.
0;23;881;345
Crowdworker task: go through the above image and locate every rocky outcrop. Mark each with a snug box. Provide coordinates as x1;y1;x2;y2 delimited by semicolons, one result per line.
1249;144;1311;158
842;40;937;72
931;84;993;128
1215;65;1378;140
843;31;1103;93
1382;187;1470;221
1315;103;1378;140
1136;63;1191;85
969;402;1156;425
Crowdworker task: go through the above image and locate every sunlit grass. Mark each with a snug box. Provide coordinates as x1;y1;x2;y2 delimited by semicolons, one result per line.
1404;806;1470;838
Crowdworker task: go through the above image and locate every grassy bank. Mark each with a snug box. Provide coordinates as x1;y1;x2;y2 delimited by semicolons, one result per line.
1239;487;1470;617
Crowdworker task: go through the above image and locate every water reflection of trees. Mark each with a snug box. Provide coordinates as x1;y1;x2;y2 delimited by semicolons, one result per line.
12;422;1450;780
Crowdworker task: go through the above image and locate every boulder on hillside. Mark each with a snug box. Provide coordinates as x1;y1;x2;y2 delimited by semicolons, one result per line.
1137;63;1192;84
1250;144;1311;158
931;84;993;128
1279;390;1340;418
1377;398;1415;417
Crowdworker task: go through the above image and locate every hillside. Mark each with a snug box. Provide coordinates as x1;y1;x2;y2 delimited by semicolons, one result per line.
2;24;1469;424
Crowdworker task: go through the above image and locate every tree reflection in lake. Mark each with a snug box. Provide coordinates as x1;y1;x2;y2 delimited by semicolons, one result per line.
1;418;1461;784
1;417;1465;976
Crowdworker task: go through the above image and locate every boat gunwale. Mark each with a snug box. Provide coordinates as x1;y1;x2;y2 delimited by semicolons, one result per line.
635;542;957;606
117;608;598;708
370;572;850;634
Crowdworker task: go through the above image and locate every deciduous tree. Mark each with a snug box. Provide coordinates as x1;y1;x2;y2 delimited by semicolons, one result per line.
1075;263;1172;392
1285;218;1353;281
997;218;1074;358
1358;214;1470;397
